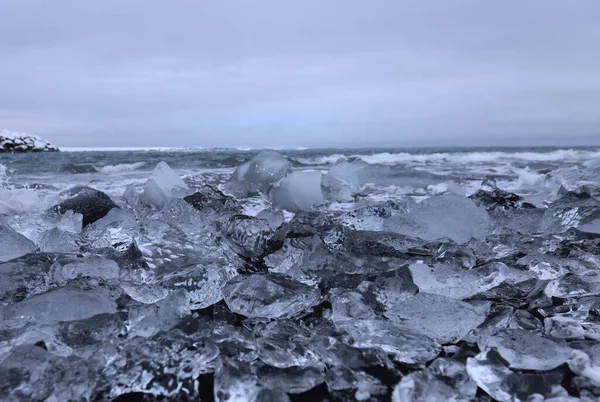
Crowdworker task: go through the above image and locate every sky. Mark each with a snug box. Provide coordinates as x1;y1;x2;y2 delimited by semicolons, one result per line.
1;1;599;148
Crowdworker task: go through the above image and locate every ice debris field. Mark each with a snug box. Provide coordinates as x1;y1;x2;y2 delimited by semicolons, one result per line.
1;148;600;401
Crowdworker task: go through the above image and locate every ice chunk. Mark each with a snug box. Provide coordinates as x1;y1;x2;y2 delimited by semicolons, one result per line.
140;161;189;208
184;184;242;214
339;201;411;231
82;207;138;249
568;344;600;386
469;178;535;211
256;364;325;394
466;349;565;402
0;223;36;262
478;328;572;371
374;268;419;305
128;289;190;338
384;193;491;244
50;186;117;227
223;273;320;319
158;260;237;309
256;337;317;369
271;170;326;212
1;287;117;327
466;349;515;402
57;312;127;350
321;162;361;202
408;262;506;299
392;359;478;402
104;331;219;398
223;214;273;259
38;227;81;252
0;345;96;401
256;209;285;230
384;293;489;344
335;319;441;364
214;358;262;402
226;151;292;197
4;210;83;246
540;186;600;233
52;255;120;283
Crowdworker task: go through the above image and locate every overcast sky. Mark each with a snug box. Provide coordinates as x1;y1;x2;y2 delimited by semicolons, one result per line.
1;1;599;148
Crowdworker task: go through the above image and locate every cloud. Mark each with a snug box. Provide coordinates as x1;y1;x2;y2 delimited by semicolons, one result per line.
0;0;599;147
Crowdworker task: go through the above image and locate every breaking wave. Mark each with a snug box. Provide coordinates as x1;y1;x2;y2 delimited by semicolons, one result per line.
99;162;146;173
294;149;600;166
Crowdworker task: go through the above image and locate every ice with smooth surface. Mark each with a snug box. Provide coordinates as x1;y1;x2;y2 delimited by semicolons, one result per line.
321;162;361;202
256;208;285;230
384;292;489;344
478;328;573;371
335;319;441;364
0;223;36;262
128;289;190;338
227;151;292;197
223;273;320;319
52;255;120;283
38;227;81;252
409;262;507;299
271;170;326;212
1;287;117;327
140;161;190;208
384;193;491;243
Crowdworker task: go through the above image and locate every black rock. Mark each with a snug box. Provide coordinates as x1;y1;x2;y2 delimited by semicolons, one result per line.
183;185;242;214
50;186;117;227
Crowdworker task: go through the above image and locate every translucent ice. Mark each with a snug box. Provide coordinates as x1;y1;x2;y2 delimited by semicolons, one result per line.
384;193;491;244
256;208;285;230
158;259;237;309
466;349;566;402
140;161;190;208
128;289;190;338
335;319;441;364
408;262;506;299
227;151;292;197
478;328;573;371
271;170;326;212
1;287;117;327
0;344;97;401
38;227;81;252
0;223;36;262
321;161;361;202
223;273;320;319
384;292;489;344
223;214;273;259
52;255;120;283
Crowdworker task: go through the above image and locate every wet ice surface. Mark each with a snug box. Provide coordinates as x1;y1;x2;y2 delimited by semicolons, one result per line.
0;148;600;401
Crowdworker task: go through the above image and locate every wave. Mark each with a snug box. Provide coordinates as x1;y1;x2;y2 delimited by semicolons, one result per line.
99;162;146;174
291;154;348;166
59;163;99;174
0;163;58;215
355;149;600;165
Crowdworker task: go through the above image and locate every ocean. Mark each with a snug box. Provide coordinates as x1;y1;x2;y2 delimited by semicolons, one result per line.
2;146;599;216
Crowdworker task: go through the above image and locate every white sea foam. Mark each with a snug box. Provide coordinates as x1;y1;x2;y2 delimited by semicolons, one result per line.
356;149;600;165
0;164;59;215
99;162;146;174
